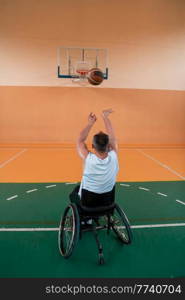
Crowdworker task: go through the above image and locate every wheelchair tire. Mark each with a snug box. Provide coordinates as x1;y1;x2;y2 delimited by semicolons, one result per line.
58;203;80;258
111;203;132;244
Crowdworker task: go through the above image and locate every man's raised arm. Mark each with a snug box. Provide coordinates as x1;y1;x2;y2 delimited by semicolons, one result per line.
102;109;118;152
77;113;97;159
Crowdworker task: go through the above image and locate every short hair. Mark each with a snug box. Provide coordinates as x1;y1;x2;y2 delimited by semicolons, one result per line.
92;131;109;153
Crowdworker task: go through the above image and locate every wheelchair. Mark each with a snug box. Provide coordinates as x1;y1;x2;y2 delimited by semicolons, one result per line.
58;186;132;264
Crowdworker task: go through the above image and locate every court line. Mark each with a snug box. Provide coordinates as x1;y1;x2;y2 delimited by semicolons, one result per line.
3;183;184;206
137;149;185;180
0;149;27;168
0;223;185;231
131;223;185;228
6;195;18;201
26;189;38;193
45;185;57;188
157;192;168;197
138;187;150;191
1;145;185;150
0;228;58;231
176;200;185;206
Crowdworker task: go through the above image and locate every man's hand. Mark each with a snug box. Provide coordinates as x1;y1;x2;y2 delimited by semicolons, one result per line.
102;109;114;118
88;112;97;125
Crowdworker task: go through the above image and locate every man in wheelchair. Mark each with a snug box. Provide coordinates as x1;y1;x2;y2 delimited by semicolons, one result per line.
58;109;132;264
70;108;119;213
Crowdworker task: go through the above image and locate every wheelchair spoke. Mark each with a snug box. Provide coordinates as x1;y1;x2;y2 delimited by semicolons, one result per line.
111;204;132;244
58;204;80;258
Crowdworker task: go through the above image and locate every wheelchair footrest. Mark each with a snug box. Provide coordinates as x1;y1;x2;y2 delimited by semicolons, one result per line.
98;252;105;265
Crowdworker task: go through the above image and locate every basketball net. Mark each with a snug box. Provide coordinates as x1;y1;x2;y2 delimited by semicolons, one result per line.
72;61;89;86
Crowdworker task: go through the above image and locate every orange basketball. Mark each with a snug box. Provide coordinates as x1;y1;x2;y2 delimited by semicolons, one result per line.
87;68;104;85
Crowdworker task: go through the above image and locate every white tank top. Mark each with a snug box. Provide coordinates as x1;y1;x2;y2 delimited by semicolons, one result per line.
78;150;119;197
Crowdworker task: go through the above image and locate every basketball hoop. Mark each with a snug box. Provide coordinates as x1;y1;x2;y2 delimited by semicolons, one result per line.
76;69;89;76
72;61;90;85
57;47;109;84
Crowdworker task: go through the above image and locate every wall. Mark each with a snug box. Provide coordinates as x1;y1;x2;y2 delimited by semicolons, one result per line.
0;0;184;145
1;86;185;145
0;0;185;89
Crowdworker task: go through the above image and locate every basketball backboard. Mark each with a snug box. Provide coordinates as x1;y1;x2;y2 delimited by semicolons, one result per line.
57;47;108;80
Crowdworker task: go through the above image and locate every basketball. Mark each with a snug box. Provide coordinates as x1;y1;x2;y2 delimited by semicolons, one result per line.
87;68;104;85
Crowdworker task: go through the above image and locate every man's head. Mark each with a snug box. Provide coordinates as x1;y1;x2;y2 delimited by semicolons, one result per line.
92;131;109;153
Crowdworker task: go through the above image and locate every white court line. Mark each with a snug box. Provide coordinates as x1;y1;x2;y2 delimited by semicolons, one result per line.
0;228;58;232
0;149;27;168
137;149;185;180
45;185;57;188
176;200;185;206
157;192;168;197
26;189;38;193
138;187;150;191
65;182;77;185
0;223;185;231
6;195;18;201
146;149;185;151
131;223;185;229
120;183;130;187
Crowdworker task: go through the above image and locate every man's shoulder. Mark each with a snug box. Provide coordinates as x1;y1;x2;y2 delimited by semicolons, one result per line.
108;150;118;156
85;151;93;159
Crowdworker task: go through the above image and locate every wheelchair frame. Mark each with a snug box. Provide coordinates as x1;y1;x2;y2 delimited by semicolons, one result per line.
58;201;133;265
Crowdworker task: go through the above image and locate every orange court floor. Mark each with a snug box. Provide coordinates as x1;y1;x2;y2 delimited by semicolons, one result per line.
0;144;184;183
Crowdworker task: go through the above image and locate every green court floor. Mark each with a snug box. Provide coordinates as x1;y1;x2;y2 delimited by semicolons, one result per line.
0;182;185;278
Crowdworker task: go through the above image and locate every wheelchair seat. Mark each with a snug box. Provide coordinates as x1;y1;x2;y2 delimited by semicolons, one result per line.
79;186;115;216
80;202;115;216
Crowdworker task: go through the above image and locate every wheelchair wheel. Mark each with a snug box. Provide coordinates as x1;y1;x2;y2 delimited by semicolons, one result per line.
111;203;132;244
58;203;80;258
